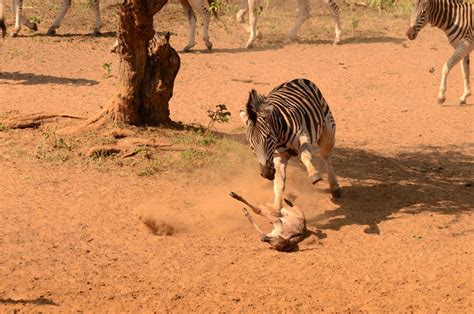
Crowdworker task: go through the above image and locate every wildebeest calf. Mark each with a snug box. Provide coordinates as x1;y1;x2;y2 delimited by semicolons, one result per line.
229;192;307;252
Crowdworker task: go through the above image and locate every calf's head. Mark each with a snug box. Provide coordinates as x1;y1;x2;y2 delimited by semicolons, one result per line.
240;89;276;181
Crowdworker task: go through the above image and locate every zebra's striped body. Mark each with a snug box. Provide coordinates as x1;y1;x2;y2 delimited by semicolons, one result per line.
241;78;340;213
110;0;215;53
407;0;473;105
237;0;342;48
4;0;102;37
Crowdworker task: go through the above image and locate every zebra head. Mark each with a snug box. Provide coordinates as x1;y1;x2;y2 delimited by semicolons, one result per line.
240;89;276;181
407;0;429;40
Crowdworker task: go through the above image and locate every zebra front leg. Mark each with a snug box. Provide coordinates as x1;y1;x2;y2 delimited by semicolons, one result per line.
320;0;342;45
47;0;72;35
287;0;309;41
272;154;288;216
181;0;197;52
188;0;212;50
92;0;103;36
11;0;37;37
299;135;322;185
236;0;248;23
245;0;259;48
439;42;471;104
319;123;340;198
459;54;471;106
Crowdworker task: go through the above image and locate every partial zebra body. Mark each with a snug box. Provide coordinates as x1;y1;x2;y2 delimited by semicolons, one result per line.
407;0;473;105
3;0;101;37
241;78;340;214
111;0;216;53
1;0;6;38
237;0;342;48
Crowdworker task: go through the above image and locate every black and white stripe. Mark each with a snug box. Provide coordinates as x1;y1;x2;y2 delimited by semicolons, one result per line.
407;0;473;105
241;78;340;213
237;0;342;48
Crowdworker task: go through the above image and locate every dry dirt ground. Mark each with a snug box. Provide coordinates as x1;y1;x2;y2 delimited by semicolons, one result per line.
0;0;473;312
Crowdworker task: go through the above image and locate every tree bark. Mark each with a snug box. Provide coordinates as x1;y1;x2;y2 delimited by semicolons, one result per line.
103;0;180;125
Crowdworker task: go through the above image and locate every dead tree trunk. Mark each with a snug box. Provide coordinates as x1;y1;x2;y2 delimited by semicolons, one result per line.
96;0;180;126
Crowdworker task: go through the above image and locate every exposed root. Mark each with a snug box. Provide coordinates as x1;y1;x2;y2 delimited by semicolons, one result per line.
2;113;85;129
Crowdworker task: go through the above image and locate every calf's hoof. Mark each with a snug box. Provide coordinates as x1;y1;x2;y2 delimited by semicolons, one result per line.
205;41;213;51
437;97;446;105
47;28;56;35
31;23;38;31
331;189;341;198
457;99;466;106
10;32;18;38
93;29;101;37
333;38;342;45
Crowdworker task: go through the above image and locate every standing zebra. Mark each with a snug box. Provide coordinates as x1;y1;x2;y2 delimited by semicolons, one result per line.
240;78;341;215
237;0;342;48
406;0;473;105
5;0;102;37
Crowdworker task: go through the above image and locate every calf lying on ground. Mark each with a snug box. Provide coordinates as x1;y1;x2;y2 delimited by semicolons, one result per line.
229;192;307;252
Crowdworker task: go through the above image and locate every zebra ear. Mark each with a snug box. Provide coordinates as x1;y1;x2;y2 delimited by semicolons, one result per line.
245;89;264;124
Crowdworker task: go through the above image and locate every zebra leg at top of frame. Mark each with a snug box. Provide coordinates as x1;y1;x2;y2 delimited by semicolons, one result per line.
1;0;6;38
240;78;341;214
47;0;103;36
287;0;342;45
180;0;213;52
406;0;473;105
8;0;38;37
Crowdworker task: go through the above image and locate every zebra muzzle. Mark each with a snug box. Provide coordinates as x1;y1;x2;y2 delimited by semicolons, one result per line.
406;27;417;40
260;162;275;181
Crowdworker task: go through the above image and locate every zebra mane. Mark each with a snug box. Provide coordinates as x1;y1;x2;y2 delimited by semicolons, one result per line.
246;89;270;124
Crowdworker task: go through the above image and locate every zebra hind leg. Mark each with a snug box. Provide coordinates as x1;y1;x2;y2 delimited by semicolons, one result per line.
459;54;471;106
188;0;212;50
287;0;310;41
92;0;103;36
318;124;340;198
439;42;471;105
321;0;342;45
181;0;197;52
47;0;72;35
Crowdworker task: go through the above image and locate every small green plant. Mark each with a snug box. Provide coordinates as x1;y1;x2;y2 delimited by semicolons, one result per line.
28;16;41;25
102;62;113;78
0;123;5;132
209;0;222;14
351;16;359;31
206;104;231;132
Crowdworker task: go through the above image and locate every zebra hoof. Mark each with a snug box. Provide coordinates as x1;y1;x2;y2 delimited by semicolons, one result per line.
457;100;466;106
47;28;56;36
31;23;38;32
310;174;323;185
333;39;342;45
331;189;341;199
205;42;213;51
437;97;446;105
